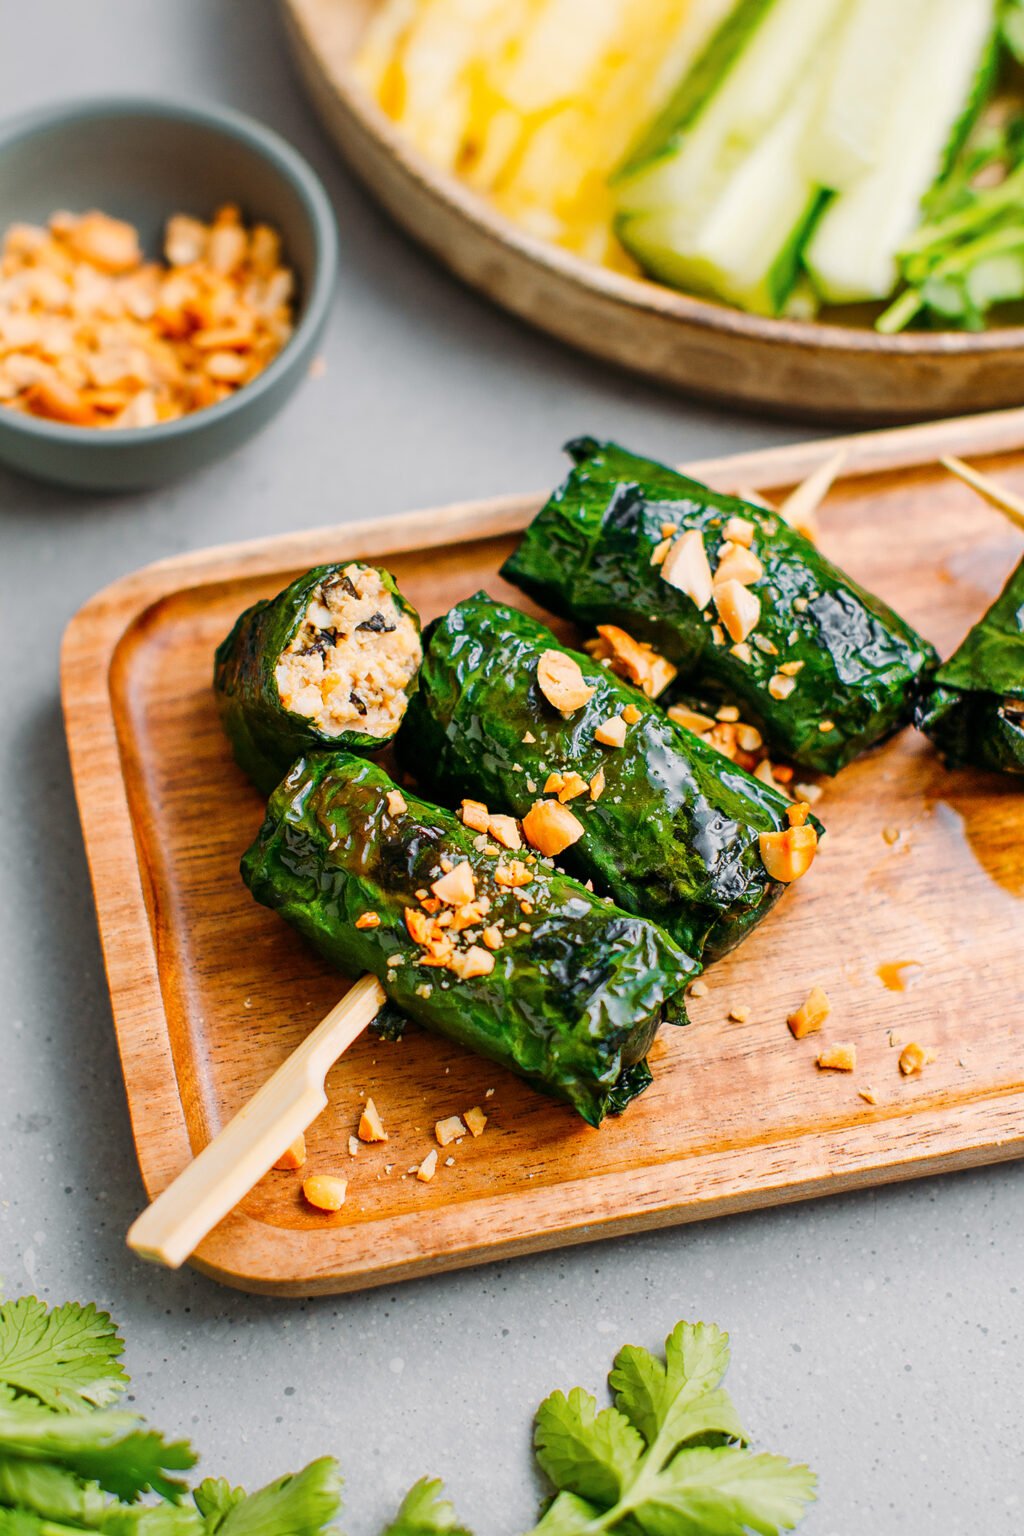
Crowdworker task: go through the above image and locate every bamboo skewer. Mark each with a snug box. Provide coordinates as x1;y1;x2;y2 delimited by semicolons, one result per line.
127;974;386;1269
940;456;1024;534
775;447;848;541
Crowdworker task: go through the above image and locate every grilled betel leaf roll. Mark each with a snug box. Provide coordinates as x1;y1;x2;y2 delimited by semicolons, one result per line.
501;438;937;774
242;753;695;1125
402;593;813;962
215;562;422;793
916;555;1024;776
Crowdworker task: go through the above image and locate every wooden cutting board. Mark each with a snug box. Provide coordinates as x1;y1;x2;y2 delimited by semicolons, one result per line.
62;409;1024;1296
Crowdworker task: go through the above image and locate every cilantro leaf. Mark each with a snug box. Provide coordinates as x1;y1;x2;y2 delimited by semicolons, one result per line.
0;1453;111;1524
534;1389;644;1505
379;1477;472;1536
628;1446;817;1536
0;1300;128;1412
195;1459;342;1536
529;1492;603;1535
610;1323;741;1453
0;1401;195;1503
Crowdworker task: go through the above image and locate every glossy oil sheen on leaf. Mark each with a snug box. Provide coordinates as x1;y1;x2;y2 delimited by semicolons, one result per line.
501;440;936;773
916;555;1024;775
214;564;421;794
403;594;797;961
242;753;694;1125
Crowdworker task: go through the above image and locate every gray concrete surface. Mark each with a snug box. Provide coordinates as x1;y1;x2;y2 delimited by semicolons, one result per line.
0;4;1020;1532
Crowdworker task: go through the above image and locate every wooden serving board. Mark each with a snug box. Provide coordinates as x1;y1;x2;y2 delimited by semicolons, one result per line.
280;0;1024;425
63;409;1024;1296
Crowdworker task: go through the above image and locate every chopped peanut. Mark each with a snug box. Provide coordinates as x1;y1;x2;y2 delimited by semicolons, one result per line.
689;978;709;998
460;799;490;833
522;799;585;857
668;705;715;735
523;730;536;743
348;1135;359;1157
621;703;642;725
274;1134;306;1171
714;542;764;587
405;906;434;946
432;861;476;906
819;721;835;734
594;715;627;748
661;529;713;610
358;1097;388;1142
543;772;566;794
537;649;594;715
591;625;677;699
716;705;740;722
731;641;753;665
779;660;804;677
435;1115;467;1146
557;770;590;802
494;859;533;888
768;674;796;701
899;1042;935;1076
759;824;818;883
302;1174;347;1211
650;537;672;566
355;911;381;930
787;801;811;827
451;945;495;980
858;1086;877;1105
817;1042;856;1072
589;767;605;800
729;1005;751;1023
481;925;504;950
736;723;763;752
660;520;679;538
788;986;830;1039
416;1149;438;1182
714;579;761;644
487;814;522;850
386;789;407;816
723;515;755;547
464;1105;488;1137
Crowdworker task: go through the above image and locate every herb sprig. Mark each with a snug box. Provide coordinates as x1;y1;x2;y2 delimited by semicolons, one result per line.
0;1298;816;1535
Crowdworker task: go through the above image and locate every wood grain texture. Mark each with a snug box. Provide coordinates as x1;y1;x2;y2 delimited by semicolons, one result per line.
61;408;1024;1296
280;0;1024;426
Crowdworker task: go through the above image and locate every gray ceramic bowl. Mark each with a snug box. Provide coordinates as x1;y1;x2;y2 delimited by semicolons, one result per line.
0;97;337;490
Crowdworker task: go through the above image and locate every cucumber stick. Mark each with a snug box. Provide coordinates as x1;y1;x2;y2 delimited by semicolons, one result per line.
618;81;827;314
799;0;934;190
805;0;999;303
613;0;848;314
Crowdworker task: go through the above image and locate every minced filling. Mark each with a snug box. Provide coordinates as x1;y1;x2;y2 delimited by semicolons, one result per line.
275;564;421;738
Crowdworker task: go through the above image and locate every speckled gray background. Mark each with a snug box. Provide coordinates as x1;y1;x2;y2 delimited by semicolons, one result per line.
0;4;1021;1532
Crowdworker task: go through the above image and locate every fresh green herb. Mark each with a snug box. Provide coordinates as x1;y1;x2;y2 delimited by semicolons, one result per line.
0;1298;128;1411
0;1300;816;1535
378;1479;473;1536
878;112;1024;332
1002;0;1024;61
526;1322;815;1535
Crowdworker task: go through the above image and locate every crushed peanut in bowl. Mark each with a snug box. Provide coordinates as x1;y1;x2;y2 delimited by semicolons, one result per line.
0;204;295;429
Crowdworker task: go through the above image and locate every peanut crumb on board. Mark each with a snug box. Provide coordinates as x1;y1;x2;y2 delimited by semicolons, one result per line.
435;1115;467;1147
274;1134;306;1171
788;986;830;1039
688;979;709;998
899;1042;936;1076
302;1174;347;1212
816;1042;857;1072
485;1087;495;1098
464;1105;488;1138
858;1086;877;1105
416;1149;439;1183
347;1135;359;1157
882;825;901;845
445;1155;455;1167
358;1097;388;1143
728;1005;750;1023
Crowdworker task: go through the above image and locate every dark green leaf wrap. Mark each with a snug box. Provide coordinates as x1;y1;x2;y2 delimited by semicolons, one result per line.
214;563;422;793
402;592;799;962
242;753;695;1125
501;439;937;773
916;556;1024;776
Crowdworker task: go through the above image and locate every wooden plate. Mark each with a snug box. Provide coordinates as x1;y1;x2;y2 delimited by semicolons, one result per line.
281;0;1024;426
62;408;1024;1296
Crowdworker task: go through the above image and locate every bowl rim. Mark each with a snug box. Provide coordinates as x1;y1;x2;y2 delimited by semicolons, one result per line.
0;94;338;447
